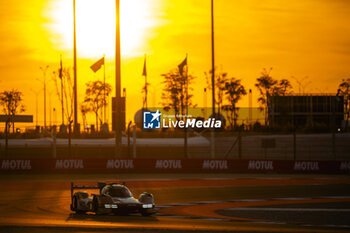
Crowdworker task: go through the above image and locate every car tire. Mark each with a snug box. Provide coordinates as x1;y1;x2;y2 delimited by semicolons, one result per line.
73;196;86;214
72;196;77;211
141;211;152;217
93;197;102;215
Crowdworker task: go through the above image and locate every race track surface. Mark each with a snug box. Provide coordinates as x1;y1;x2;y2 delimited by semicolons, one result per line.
0;173;349;233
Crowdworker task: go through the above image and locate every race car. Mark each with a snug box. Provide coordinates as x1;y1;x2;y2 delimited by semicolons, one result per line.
70;181;155;216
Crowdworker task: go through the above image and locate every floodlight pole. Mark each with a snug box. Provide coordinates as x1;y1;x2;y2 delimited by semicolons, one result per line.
40;65;49;130
211;0;215;115
73;0;78;133
184;54;188;158
203;88;207;119
30;89;40;126
115;0;122;156
210;0;216;158
60;55;64;125
249;89;252;125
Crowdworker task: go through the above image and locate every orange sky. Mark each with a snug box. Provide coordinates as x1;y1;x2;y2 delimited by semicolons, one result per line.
0;0;350;128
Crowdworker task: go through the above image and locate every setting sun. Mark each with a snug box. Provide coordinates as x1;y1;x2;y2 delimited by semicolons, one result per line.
48;0;157;58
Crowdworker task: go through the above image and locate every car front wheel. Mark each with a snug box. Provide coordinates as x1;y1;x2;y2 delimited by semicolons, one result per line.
141;210;152;216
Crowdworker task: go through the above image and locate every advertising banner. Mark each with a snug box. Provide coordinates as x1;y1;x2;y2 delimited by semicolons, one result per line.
0;158;349;173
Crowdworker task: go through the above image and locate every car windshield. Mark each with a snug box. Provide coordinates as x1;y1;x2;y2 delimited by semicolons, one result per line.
79;192;88;199
108;186;132;198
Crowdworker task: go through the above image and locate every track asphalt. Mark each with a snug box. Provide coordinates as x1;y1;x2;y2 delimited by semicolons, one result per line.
0;173;349;233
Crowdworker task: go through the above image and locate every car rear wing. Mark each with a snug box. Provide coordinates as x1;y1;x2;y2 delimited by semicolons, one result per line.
70;182;106;198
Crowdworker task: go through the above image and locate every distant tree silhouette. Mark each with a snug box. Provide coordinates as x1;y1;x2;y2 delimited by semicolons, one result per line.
52;67;74;127
0;89;25;133
205;68;229;115
255;68;276;125
161;69;195;120
338;78;350;130
83;80;112;131
255;68;276;106
80;103;90;131
255;68;293;125
223;78;247;129
272;79;293;96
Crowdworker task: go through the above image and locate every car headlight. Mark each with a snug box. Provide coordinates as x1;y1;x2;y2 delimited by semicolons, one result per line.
105;204;118;208
142;204;153;208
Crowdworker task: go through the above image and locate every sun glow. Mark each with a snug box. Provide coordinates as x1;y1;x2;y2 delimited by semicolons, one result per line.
48;0;156;58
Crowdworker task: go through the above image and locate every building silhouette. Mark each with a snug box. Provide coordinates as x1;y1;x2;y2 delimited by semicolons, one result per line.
268;94;344;130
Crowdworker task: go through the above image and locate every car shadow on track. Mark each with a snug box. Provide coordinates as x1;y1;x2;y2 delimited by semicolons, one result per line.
66;212;159;223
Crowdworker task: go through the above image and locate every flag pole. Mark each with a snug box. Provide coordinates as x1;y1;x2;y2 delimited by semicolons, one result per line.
115;0;122;157
184;53;188;158
211;0;215;116
60;55;64;125
185;53;188;117
73;0;78;134
103;54;106;124
210;0;215;159
145;54;148;110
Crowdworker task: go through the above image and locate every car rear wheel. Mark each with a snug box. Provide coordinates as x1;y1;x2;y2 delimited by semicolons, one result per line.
73;196;86;214
93;197;103;215
72;196;77;211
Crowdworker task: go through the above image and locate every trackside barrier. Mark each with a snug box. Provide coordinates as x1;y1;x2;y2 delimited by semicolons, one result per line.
0;159;349;174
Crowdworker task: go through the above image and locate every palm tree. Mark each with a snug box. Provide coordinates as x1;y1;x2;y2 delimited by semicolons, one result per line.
161;69;195;120
255;68;277;125
273;79;293;96
224;78;247;128
338;78;350;130
83;81;112;131
0;89;25;133
205;68;229;115
80;103;90;131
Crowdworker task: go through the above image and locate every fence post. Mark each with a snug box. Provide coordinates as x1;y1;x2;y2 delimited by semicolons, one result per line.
132;125;136;158
238;130;242;159
68;121;72;157
127;121;132;158
52;125;56;158
293;129;296;160
211;129;215;158
332;96;336;160
5;119;9;157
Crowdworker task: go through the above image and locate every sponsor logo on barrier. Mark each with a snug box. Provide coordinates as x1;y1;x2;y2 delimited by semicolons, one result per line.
202;160;228;169
248;160;274;170
340;161;350;171
1;160;31;170
294;161;319;171
55;160;84;169
106;160;134;169
155;160;182;169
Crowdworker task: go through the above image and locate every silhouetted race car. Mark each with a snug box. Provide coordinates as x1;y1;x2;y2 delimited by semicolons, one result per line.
70;181;155;216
